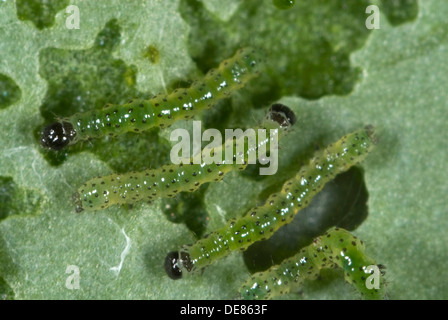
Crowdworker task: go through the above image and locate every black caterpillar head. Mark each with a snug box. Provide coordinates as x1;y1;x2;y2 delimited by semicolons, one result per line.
269;104;296;127
164;251;193;280
164;251;183;280
41;122;76;151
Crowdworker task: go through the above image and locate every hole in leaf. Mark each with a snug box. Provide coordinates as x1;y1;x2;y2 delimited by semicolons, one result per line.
161;184;209;238
16;0;69;30
0;277;14;300
35;19;171;172
0;74;21;109
380;0;419;26
0;176;44;221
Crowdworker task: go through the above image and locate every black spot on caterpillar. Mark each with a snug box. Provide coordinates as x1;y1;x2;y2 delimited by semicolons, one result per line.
73;104;295;212
40;47;263;150
239;227;386;300
164;126;377;279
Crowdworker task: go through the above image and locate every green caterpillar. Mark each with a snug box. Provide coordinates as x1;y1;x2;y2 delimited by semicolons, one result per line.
164;126;377;279
239;227;386;300
40;47;263;150
73;104;296;212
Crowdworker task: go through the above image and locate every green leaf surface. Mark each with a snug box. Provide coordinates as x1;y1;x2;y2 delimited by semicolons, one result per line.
0;0;446;300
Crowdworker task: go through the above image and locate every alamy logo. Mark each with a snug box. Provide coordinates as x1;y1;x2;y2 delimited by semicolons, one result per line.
365;5;380;30
170;121;279;175
71;104;295;212
365;265;381;290
65;5;80;30
65;265;80;290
